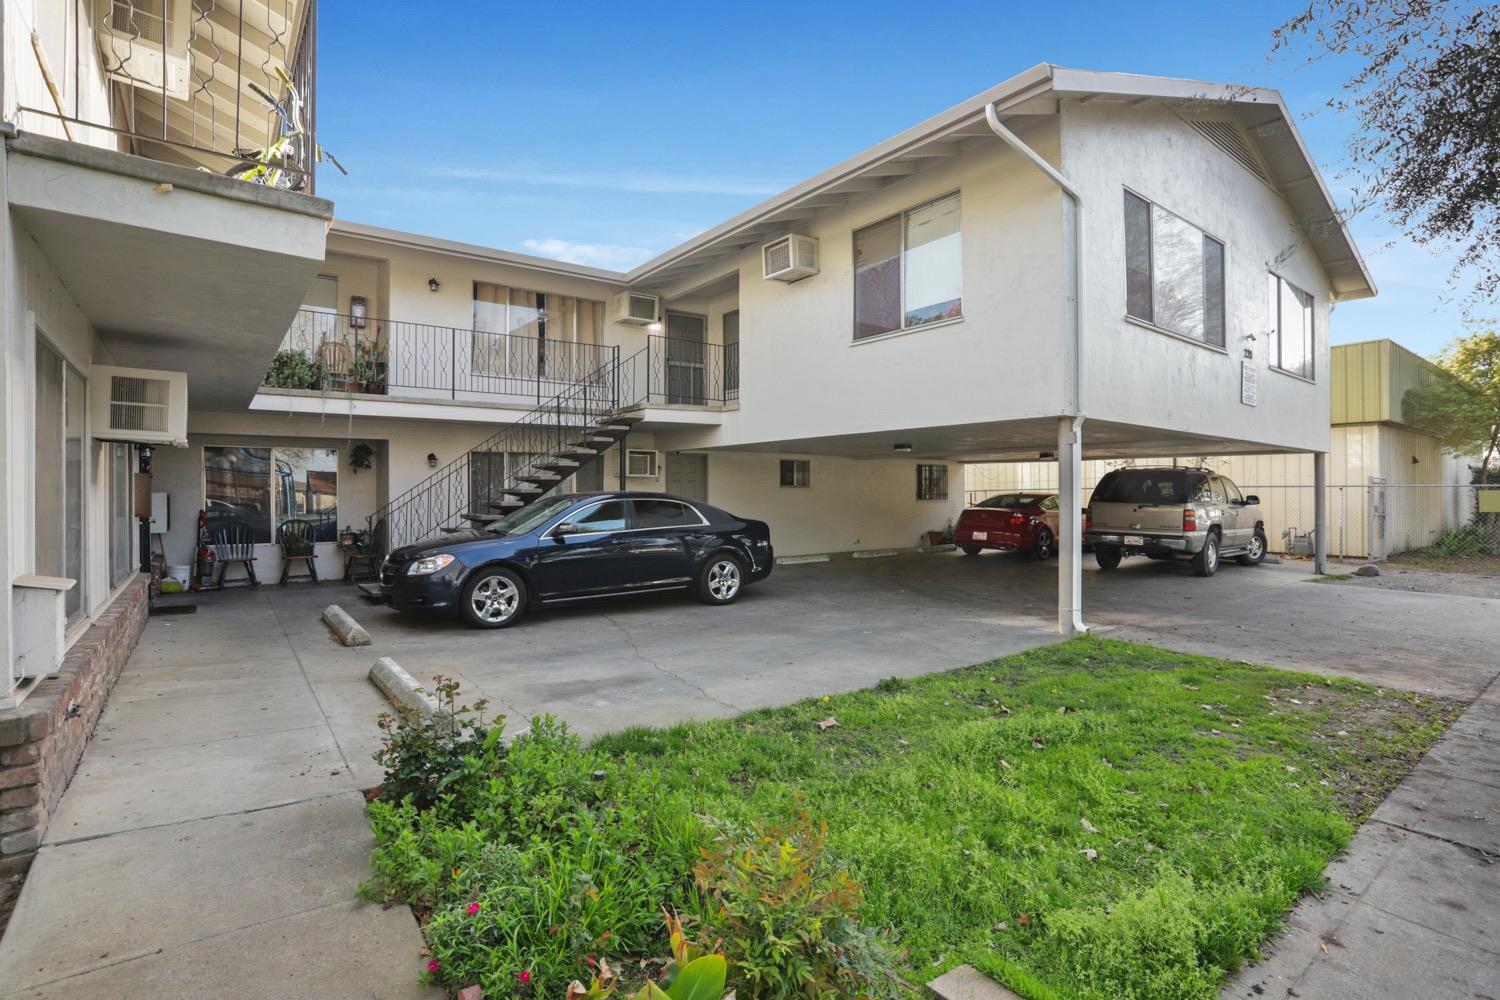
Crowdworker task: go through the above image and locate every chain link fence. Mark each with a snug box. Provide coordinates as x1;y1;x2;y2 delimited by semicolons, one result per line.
1232;482;1500;568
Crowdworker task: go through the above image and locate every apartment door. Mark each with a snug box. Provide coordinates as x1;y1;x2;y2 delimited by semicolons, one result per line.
664;312;706;405
665;452;707;502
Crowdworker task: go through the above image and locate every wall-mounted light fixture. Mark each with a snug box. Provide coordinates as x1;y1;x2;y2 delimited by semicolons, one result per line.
427;452;439;468
349;295;367;329
427;277;441;293
646;321;663;334
892;443;913;453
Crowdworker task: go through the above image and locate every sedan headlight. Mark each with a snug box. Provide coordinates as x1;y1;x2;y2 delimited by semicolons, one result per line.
406;553;456;576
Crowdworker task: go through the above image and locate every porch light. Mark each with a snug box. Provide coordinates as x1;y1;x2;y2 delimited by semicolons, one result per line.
349;295;367;329
893;443;912;452
428;277;441;292
427;452;438;468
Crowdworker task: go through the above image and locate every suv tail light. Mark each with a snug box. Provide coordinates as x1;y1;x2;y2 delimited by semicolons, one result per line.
1183;508;1198;532
1083;508;1092;532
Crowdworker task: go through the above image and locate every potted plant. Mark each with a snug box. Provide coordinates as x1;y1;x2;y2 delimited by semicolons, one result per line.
352;342;387;394
923;529;945;546
264;349;324;389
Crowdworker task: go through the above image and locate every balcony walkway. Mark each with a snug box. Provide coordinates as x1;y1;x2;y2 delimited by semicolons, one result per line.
0;588;436;998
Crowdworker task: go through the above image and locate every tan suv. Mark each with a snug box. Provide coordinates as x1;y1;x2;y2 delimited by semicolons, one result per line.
1084;467;1266;577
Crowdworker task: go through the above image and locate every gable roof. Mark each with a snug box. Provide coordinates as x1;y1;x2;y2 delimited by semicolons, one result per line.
336;64;1375;302
623;63;1374;301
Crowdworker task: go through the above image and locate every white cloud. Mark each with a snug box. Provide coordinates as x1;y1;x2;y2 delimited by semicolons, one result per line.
426;165;781;197
521;238;657;270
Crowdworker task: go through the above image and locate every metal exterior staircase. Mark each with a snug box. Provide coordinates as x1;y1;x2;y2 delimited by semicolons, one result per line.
370;348;650;549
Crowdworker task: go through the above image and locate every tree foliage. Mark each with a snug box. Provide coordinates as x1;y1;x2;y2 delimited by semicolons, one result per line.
1273;1;1500;302
1403;328;1500;481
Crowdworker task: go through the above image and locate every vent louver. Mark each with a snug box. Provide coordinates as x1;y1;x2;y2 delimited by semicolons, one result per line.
1189;120;1269;183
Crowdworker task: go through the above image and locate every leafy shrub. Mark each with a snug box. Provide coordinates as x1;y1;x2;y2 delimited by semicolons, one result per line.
692;813;905;1000
364;699;703;997
263;349;324;388
372;676;496;811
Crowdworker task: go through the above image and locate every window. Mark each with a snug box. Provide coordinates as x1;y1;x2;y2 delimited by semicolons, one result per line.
779;459;811;488
35;337;87;622
273;448;340;541
979;493;1048;509
1268;273;1314;379
571;501;628;533
472;282;603;377
1221;478;1244;504
1093;469;1198;505
1123;190;1225;347
110;443;134;585
916;464;949;501
204;446;339;543
626;450;659;478
632;499;700;529
854;193;963;340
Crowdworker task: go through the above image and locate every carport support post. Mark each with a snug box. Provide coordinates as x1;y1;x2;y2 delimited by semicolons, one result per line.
1314;451;1329;575
1057;416;1087;637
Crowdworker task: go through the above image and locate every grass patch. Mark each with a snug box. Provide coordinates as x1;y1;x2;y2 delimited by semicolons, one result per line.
596;636;1458;1000
1309;573;1354;583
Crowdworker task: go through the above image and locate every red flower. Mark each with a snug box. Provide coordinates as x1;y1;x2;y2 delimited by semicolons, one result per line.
427;959;440;974
586;955;597;968
519;971;532;985
467;902;481;915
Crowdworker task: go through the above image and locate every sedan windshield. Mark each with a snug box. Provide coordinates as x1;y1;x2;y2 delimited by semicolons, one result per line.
977;493;1046;509
486;496;578;536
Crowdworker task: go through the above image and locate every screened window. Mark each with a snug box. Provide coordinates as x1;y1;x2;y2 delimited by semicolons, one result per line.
626;450;659;478
110;443;134;585
632;499;700;529
779;459;811;488
916;464;949;501
35;337;87;622
854;193;962;339
1268;273;1314;379
1123;190;1225;347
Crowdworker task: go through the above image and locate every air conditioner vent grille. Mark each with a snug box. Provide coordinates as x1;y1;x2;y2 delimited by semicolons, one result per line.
763;240;791;275
109;375;170;432
1189;120;1268;182
108;0;167;43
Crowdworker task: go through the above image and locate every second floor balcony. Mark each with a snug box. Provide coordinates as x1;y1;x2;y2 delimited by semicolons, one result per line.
264;308;740;411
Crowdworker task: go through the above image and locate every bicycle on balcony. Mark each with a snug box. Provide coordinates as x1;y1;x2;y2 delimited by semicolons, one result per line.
225;66;343;191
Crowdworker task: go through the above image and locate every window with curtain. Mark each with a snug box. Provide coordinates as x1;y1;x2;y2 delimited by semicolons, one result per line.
35;336;87;623
1267;273;1314;380
472;282;603;378
853;193;963;340
1123;190;1225;347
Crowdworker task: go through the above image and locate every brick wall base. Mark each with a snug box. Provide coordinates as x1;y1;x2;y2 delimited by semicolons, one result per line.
0;575;149;933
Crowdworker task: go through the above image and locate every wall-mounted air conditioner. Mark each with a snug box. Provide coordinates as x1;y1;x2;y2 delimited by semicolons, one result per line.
762;234;819;282
612;291;659;326
94;0;193;101
89;365;188;446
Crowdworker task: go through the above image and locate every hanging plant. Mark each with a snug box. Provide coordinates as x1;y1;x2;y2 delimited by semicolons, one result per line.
349;442;374;474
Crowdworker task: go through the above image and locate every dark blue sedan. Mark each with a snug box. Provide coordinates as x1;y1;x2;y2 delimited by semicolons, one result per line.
373;492;774;628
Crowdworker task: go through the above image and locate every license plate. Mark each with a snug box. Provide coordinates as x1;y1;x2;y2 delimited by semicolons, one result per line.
972;531;987;541
1123;535;1145;546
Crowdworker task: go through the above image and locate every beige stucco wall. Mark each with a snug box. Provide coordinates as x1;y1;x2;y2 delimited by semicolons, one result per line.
1063;101;1334;454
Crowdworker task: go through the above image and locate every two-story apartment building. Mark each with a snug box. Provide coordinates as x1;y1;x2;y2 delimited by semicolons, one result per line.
0;4;1375;888
148;65;1371;642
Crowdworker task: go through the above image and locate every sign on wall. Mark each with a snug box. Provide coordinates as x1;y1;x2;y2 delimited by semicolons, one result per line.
1240;361;1259;407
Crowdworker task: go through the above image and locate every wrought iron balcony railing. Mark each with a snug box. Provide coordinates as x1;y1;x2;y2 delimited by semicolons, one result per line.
615;335;738;408
20;0;321;190
265;308;615;404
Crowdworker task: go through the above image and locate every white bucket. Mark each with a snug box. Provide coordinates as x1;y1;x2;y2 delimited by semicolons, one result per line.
166;564;191;582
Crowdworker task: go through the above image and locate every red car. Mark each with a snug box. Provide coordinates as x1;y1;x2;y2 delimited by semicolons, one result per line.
956;492;1060;560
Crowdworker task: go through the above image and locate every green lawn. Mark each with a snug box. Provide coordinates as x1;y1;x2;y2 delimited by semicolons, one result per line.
595;636;1458;1000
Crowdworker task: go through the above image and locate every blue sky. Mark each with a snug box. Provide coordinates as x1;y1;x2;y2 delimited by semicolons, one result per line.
315;1;1476;357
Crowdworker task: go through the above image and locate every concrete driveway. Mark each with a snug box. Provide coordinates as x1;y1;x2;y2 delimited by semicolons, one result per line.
3;549;1496;998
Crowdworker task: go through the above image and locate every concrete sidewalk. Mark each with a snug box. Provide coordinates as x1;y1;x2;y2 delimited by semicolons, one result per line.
1225;672;1500;999
0;590;435;999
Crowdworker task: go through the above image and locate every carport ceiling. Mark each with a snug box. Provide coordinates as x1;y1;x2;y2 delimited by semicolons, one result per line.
711;417;1313;462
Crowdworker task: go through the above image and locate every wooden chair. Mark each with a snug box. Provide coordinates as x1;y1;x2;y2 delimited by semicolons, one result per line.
212;522;259;588
342;518;386;582
315;340;354;391
277;519;319;584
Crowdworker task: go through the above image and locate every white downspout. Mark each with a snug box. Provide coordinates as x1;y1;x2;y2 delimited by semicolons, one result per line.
984;102;1088;635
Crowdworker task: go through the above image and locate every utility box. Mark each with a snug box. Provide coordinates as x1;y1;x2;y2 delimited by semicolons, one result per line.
151;492;170;535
